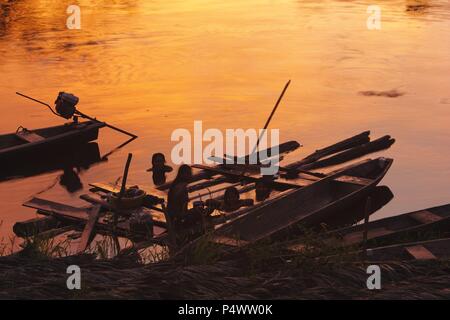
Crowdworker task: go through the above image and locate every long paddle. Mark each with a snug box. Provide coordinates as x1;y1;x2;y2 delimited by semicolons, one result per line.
251;80;291;157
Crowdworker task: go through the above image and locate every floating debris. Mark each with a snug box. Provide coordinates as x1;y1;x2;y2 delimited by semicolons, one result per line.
359;90;405;98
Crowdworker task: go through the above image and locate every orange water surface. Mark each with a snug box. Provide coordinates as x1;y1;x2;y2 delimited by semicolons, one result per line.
0;0;449;244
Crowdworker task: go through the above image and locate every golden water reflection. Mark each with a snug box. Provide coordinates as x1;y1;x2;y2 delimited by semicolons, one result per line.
0;0;449;240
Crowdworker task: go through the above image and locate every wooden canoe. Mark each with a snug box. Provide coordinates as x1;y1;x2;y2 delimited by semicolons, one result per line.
288;203;450;252
212;157;393;245
0;121;105;164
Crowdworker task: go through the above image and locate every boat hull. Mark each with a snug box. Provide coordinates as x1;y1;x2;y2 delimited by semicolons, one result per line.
216;158;393;243
0;121;104;165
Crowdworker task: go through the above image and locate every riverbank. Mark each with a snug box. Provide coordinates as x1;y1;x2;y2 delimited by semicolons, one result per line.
1;246;449;299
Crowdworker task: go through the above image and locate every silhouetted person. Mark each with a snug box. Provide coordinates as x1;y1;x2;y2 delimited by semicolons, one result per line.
167;164;192;229
147;153;173;186
255;179;272;201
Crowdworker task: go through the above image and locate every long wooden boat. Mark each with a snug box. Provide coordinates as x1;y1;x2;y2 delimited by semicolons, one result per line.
211;157;393;246
364;237;450;261
0;121;105;164
287;203;450;252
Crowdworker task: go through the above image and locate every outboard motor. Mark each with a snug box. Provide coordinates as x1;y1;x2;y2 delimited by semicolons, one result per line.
16;90;137;138
54;92;79;119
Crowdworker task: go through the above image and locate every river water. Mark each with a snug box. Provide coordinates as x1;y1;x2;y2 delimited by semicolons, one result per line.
0;0;449;244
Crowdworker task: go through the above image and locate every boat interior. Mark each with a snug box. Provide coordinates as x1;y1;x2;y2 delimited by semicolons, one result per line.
213;158;392;242
0;121;96;150
366;238;450;261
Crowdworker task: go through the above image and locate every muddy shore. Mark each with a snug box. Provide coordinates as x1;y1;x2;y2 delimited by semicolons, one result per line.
1;249;449;299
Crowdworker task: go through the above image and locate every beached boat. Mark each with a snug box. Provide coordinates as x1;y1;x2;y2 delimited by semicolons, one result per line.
0;121;105;164
211;157;393;246
364;237;450;261
287;203;450;252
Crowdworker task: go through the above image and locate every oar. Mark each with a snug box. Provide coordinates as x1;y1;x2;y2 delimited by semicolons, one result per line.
251;80;291;157
118;153;133;198
75;109;137;138
16;92;137;138
111;153;133;254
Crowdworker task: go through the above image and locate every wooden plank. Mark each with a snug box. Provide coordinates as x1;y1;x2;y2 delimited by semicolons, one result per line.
410;210;442;224
16;131;45;143
191;164;305;189
405;245;437;260
335;175;373;186
77;205;101;253
23;197;89;220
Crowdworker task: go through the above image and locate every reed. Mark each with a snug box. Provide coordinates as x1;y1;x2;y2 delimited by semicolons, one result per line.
21;234;72;258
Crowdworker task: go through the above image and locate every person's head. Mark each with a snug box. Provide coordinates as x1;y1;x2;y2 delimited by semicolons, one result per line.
224;186;240;206
174;164;192;183
152;153;166;167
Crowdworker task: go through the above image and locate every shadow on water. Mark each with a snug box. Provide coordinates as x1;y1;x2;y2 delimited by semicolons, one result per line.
406;0;431;14
0;1;12;38
0;137;136;188
0;142;102;183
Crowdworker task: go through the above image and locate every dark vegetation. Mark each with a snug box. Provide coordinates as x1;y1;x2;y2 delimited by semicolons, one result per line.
1;228;449;299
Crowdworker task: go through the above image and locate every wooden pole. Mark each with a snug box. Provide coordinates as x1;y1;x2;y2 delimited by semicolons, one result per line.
113;153;133;224
76;110;137;138
251;80;291;156
112;153;133;254
362;196;371;258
